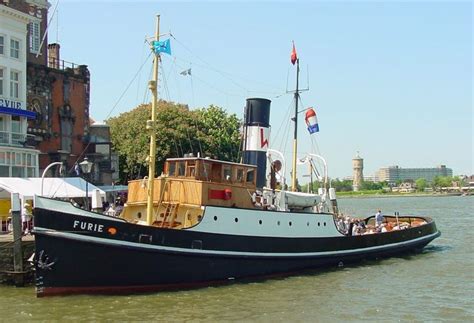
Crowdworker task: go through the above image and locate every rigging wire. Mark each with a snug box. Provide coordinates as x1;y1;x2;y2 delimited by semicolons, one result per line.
170;57;182;103
105;51;153;120
160;63;171;101
36;0;60;58
136;41;148;102
172;54;284;96
170;35;249;93
142;64;153;104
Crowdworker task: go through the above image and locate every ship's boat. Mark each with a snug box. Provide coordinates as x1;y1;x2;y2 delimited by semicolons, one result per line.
32;17;440;297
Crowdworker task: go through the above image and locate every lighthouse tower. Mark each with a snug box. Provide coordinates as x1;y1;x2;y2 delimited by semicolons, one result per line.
352;152;364;192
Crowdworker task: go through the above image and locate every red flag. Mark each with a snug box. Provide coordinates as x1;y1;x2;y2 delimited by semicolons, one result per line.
290;41;297;65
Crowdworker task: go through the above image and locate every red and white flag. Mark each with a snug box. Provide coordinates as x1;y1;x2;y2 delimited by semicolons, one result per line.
291;41;298;65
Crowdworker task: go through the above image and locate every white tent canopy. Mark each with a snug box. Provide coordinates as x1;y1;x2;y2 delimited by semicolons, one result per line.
0;177;106;201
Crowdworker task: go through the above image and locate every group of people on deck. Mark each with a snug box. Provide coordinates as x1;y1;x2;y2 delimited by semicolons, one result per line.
337;209;410;236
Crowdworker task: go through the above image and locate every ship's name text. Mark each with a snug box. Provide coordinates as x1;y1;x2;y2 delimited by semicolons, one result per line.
73;220;104;232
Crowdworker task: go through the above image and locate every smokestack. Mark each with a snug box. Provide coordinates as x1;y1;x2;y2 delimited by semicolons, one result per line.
48;43;60;69
242;98;271;188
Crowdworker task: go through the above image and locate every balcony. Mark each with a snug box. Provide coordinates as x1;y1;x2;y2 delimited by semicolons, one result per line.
48;57;78;70
0;131;27;147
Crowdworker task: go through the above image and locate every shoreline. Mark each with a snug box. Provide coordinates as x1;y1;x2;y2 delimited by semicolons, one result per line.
336;192;470;199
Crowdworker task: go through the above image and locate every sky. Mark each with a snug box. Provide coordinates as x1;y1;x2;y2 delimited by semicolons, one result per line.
48;0;472;179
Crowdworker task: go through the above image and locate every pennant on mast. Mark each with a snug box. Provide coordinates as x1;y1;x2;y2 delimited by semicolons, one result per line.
291;41;297;65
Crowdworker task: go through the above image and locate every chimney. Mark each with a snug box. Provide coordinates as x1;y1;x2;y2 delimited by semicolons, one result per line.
48;43;61;69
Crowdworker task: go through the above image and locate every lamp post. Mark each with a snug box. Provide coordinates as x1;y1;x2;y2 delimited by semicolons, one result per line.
79;157;93;210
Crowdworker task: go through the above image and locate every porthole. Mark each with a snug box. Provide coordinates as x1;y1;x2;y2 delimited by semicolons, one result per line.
307;222;309;226
324;222;326;226
235;218;238;223
214;216;218;221
137;212;142;219
277;221;280;226
318;222;321;226
289;221;292;226
259;220;262;225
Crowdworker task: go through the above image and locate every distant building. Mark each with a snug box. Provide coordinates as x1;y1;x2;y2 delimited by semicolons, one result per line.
377;165;453;184
1;0;116;185
352;152;363;191
87;122;119;186
0;3;40;177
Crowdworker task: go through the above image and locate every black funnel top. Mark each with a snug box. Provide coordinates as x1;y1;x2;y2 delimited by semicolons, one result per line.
245;98;271;127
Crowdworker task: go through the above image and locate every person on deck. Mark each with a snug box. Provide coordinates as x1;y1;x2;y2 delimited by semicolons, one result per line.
375;209;384;229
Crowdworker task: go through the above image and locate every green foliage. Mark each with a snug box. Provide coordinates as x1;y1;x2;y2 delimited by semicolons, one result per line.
193;105;241;162
360;181;383;191
331;178;353;192
432;176;455;189
107;101;241;183
415;178;427;192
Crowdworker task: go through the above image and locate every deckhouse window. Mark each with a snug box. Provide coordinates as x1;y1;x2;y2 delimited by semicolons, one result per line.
235;168;244;183
211;163;222;182
202;162;211;181
168;162;176;176
223;165;232;182
178;161;185;176
246;169;255;184
186;160;196;177
0;35;4;55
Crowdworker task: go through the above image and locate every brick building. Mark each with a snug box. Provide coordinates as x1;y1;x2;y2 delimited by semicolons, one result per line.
1;0;116;185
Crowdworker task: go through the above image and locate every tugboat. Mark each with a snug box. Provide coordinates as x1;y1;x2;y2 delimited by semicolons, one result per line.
32;16;440;297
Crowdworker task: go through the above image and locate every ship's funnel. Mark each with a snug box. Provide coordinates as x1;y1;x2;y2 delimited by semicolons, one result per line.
242;98;271;188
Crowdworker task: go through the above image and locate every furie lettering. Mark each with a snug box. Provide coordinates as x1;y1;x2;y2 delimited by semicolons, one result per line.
73;220;104;233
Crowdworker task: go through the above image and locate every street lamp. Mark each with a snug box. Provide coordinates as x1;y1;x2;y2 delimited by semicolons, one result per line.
79;157;94;210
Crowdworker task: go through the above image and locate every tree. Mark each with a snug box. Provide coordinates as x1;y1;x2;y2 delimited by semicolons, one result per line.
107;101;241;183
415;178;427;192
193;105;241;162
331;178;353;192
360;181;383;191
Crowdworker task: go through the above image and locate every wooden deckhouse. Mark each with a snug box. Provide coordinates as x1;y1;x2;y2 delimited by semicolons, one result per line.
122;157;258;228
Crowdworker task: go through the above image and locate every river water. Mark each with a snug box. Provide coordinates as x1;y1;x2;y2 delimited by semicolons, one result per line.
0;196;472;321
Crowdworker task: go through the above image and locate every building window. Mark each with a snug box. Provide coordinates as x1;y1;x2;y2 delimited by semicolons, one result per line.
29;21;41;54
60;105;73;153
0;116;6;144
10;39;20;59
0;68;3;96
0;35;4;55
10;71;19;99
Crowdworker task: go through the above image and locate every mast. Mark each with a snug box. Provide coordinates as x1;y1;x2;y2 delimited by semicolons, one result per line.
291;58;300;192
146;15;160;225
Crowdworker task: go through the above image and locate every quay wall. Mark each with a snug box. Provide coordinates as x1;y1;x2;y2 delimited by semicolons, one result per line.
0;238;35;285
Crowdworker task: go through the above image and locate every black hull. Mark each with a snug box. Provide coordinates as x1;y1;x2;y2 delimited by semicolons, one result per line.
33;201;440;297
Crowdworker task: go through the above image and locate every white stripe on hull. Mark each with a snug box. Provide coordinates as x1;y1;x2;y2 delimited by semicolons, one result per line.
34;227;440;258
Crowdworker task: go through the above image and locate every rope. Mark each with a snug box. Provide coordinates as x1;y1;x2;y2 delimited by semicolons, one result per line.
105;51;153;120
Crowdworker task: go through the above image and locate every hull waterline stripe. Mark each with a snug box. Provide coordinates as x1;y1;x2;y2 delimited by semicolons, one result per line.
34;227;440;258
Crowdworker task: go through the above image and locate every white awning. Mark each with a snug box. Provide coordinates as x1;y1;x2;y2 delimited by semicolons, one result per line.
0;177;106;201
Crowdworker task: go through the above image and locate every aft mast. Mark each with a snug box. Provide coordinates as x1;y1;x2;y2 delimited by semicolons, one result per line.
146;15;161;225
290;42;300;192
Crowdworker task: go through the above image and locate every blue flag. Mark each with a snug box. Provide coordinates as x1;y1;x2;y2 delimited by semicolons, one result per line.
153;39;171;55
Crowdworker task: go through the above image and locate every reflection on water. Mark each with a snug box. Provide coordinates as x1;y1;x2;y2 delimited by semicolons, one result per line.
0;196;472;321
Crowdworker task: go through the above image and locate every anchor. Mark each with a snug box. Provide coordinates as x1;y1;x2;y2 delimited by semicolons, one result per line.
36;250;57;270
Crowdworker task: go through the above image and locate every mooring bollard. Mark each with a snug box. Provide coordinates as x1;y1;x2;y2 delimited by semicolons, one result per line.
11;193;24;286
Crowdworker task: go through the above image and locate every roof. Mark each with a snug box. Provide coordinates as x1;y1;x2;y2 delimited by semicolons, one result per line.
166;157;257;168
0;177;106;200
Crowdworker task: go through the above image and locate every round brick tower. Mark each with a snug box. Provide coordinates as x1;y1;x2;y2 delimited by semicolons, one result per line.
352;152;364;191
